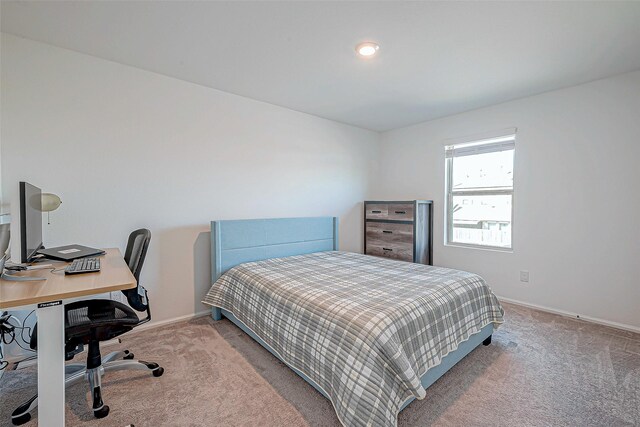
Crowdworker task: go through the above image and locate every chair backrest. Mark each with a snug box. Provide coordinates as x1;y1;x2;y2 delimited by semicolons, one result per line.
121;228;151;312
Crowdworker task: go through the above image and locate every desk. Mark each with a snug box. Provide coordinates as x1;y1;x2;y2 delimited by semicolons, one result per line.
0;248;136;427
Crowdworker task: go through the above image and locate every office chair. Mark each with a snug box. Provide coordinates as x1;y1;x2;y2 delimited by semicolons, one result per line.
11;229;164;425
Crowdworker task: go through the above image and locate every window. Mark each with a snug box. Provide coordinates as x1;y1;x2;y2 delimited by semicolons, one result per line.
445;132;515;250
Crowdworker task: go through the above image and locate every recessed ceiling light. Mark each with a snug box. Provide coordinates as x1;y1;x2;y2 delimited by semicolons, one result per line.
356;42;379;58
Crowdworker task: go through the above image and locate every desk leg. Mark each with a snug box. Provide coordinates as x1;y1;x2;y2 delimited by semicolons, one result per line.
37;303;65;427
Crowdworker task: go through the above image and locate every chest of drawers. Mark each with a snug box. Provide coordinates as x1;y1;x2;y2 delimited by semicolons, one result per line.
364;200;433;264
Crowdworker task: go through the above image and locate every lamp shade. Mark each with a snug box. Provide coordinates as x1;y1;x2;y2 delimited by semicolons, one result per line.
41;193;62;212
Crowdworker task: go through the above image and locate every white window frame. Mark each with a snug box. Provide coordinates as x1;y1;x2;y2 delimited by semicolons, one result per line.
444;130;516;251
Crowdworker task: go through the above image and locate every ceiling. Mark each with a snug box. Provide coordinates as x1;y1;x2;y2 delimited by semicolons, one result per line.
2;1;640;132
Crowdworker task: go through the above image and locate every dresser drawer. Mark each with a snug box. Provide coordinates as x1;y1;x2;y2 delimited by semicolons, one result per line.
387;204;414;221
366;242;413;262
365;204;389;219
366;222;413;246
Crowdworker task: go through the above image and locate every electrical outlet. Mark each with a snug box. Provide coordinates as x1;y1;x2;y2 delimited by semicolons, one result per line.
520;270;530;283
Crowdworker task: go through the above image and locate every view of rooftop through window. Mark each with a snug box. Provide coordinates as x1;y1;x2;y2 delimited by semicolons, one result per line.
445;134;515;249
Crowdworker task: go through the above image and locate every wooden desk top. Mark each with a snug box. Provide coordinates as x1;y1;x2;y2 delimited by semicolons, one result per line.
0;248;136;309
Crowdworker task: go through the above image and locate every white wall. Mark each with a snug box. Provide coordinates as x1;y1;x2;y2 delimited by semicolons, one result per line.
373;71;640;330
0;34;379;324
2;33;639;333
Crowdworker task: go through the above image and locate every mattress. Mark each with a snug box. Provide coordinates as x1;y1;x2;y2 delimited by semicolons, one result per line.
203;251;504;427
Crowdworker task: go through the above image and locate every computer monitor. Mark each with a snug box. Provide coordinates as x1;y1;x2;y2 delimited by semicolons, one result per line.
19;181;43;263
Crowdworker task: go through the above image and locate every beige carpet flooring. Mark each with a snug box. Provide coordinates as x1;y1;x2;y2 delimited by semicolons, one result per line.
1;302;639;427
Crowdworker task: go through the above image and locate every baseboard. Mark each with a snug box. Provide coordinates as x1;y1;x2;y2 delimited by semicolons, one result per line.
497;296;640;334
131;309;211;333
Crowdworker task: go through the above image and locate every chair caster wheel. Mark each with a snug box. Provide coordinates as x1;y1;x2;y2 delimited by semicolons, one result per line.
153;367;164;377
123;352;134;360
11;413;31;426
94;405;110;419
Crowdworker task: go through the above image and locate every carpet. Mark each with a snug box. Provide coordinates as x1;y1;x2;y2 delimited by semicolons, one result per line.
1;302;638;426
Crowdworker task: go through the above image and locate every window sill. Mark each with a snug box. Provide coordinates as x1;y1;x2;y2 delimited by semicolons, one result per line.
444;242;513;253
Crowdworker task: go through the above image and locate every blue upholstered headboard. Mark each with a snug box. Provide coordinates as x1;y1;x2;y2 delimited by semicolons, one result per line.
211;216;339;282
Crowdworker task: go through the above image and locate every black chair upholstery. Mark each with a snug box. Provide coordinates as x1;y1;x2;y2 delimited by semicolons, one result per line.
121;228;151;312
65;299;140;343
30;301;140;349
12;229;163;426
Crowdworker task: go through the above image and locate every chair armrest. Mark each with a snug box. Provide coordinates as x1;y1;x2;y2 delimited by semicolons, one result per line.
136;289;152;326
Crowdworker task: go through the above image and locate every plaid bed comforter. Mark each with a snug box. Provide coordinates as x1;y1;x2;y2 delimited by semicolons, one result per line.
203;251;504;427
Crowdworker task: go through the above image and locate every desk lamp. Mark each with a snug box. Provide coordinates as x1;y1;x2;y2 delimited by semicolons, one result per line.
41;193;62;224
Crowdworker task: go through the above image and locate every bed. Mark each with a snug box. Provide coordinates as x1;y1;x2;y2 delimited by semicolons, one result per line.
203;216;504;427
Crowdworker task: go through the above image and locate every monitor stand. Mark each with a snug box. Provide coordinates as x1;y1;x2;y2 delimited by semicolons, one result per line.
1;270;46;281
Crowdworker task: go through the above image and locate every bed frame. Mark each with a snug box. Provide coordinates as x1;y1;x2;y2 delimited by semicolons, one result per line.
209;216;493;411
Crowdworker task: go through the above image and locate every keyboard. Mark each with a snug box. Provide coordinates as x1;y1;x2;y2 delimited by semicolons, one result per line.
65;257;101;275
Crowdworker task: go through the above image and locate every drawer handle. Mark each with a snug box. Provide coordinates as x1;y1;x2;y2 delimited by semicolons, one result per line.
383;247;393;251
382;230;393;234
371;210;382;214
394;211;406;214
